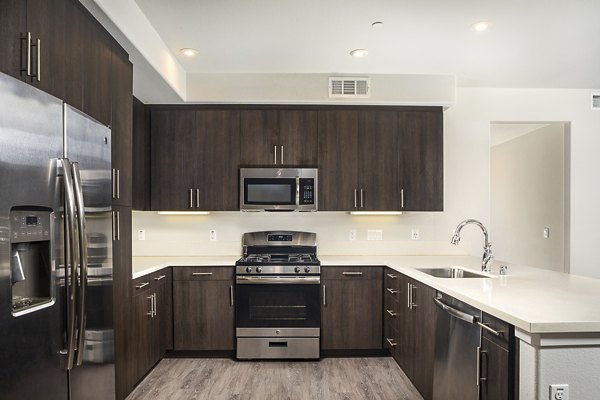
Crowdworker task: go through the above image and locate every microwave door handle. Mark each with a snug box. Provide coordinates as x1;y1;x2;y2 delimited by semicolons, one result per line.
72;162;88;367
296;176;300;206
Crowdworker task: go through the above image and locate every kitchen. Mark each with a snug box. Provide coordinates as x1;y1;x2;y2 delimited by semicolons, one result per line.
1;1;600;400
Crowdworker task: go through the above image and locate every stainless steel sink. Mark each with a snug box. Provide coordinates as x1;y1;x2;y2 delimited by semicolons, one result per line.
417;267;489;279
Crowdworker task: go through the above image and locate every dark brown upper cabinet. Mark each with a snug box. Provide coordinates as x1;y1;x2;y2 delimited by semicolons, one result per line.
150;109;241;211
240;109;318;167
132;98;151;211
0;0;65;99
83;18;112;127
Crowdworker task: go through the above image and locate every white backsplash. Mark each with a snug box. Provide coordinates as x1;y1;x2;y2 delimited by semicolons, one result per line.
132;211;470;257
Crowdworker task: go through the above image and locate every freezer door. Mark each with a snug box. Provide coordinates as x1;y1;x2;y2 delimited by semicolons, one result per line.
0;73;68;399
64;104;115;400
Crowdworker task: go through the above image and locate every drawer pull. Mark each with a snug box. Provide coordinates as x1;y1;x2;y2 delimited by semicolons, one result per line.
135;282;149;289
154;275;166;281
477;321;504;337
342;271;363;276
386;273;397;279
386;309;398;317
386;338;397;347
386;288;398;294
192;272;213;276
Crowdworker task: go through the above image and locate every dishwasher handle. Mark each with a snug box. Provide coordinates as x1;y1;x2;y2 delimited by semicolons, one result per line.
433;296;477;324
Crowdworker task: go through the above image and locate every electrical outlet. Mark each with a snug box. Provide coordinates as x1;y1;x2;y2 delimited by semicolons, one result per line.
543;227;550;239
137;230;145;241
349;230;357;241
550;384;569;400
411;229;420;240
367;230;383;241
209;230;217;241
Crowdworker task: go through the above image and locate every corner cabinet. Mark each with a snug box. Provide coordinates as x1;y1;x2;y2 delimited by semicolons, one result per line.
321;266;383;351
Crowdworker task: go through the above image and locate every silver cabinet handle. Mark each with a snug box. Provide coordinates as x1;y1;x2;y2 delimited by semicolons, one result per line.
112;169;116;199
136;282;149;289
407;283;412;309
274;145;277;164
36;38;40;81
153;293;157;317
154;275;166;281
360;189;364;208
476;345;482;386
386;273;397;279
410;283;417;309
116;210;120;241
116;169;120;199
386;309;398;317
20;32;32;76
386;288;398;294
354;189;358;208
189;189;194;208
192;272;213;276
280;145;284;164
230;285;234;307
322;284;326;306
342;271;363;276
477;322;504;337
146;295;154;317
401;189;405;208
112;211;116;240
386;338;397;347
196;188;200;208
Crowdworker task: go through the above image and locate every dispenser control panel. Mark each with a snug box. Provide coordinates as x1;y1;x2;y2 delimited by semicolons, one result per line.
10;210;52;243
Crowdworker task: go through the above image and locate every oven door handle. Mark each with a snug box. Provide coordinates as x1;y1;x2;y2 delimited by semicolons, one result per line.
236;276;321;284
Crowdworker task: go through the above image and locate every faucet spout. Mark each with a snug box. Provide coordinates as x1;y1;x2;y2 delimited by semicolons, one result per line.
450;219;493;272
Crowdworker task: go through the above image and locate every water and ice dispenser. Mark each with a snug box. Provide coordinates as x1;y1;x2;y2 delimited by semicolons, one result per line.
10;208;54;315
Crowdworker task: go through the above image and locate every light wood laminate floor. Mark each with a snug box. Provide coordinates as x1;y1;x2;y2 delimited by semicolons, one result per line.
127;357;423;400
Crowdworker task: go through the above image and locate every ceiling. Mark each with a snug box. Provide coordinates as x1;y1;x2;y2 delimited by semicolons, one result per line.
134;0;600;88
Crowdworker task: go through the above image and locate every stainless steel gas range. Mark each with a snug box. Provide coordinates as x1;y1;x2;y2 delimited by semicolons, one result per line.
235;231;320;360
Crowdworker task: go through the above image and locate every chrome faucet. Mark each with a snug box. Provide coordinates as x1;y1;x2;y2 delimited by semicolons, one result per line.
451;219;493;272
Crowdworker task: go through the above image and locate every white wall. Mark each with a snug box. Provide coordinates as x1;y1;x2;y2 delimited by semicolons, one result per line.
491;124;565;272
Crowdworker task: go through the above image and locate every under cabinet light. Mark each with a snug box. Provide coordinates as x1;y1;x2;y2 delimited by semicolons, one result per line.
349;211;403;216
157;211;211;215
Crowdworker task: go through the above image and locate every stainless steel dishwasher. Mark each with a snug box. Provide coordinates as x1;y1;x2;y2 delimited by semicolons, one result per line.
432;292;483;400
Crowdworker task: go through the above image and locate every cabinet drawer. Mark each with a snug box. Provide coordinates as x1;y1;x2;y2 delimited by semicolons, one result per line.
481;313;512;350
173;266;234;281
321;266;382;280
132;269;170;293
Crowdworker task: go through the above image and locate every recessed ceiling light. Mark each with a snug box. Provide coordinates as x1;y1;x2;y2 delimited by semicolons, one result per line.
350;49;369;58
180;48;198;57
371;21;383;28
471;21;491;32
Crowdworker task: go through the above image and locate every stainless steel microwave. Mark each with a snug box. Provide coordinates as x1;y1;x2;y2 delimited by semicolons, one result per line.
240;168;318;212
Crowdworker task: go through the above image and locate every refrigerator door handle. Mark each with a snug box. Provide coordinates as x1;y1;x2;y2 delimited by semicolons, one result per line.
61;158;79;370
72;162;88;366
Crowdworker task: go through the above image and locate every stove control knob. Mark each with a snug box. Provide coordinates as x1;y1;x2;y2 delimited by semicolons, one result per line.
256;267;262;273
304;266;311;273
294;266;301;273
245;267;252;273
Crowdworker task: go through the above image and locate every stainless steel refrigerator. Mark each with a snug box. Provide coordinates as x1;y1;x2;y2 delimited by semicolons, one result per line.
0;72;115;399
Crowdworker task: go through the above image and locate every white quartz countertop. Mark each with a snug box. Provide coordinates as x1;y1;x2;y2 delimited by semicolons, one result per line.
132;254;600;334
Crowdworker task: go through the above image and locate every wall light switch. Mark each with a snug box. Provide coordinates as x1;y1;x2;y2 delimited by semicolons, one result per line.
543;227;550;239
349;230;357;241
367;230;383;241
137;230;145;241
209;230;217;241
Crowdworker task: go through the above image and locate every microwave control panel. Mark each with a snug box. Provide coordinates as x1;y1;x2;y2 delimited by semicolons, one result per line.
299;178;315;205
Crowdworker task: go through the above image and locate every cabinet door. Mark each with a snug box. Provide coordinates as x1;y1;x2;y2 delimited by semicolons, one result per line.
83;20;112;126
130;290;154;385
110;46;133;207
132;98;151;211
480;337;510;400
321;270;382;350
279;110;318;166
64;0;85;110
358;110;400;211
317;110;359;211
240;110;278;166
398;110;443;211
173;280;234;350
154;271;173;357
0;0;26;80
411;280;437;400
150;110;198;210
196;110;240;210
396;274;414;378
26;0;65;99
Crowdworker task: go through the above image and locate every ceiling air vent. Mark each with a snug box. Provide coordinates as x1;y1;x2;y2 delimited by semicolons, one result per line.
592;92;600;110
329;77;370;98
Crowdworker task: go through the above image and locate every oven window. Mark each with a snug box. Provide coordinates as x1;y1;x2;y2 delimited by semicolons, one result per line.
236;283;320;328
244;178;296;205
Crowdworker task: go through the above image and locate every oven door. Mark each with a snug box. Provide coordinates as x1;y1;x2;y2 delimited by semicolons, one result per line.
235;276;321;335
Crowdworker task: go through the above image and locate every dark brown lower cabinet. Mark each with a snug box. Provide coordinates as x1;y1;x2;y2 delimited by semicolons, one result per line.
172;267;235;351
129;270;172;388
321;266;383;351
480;312;515;400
